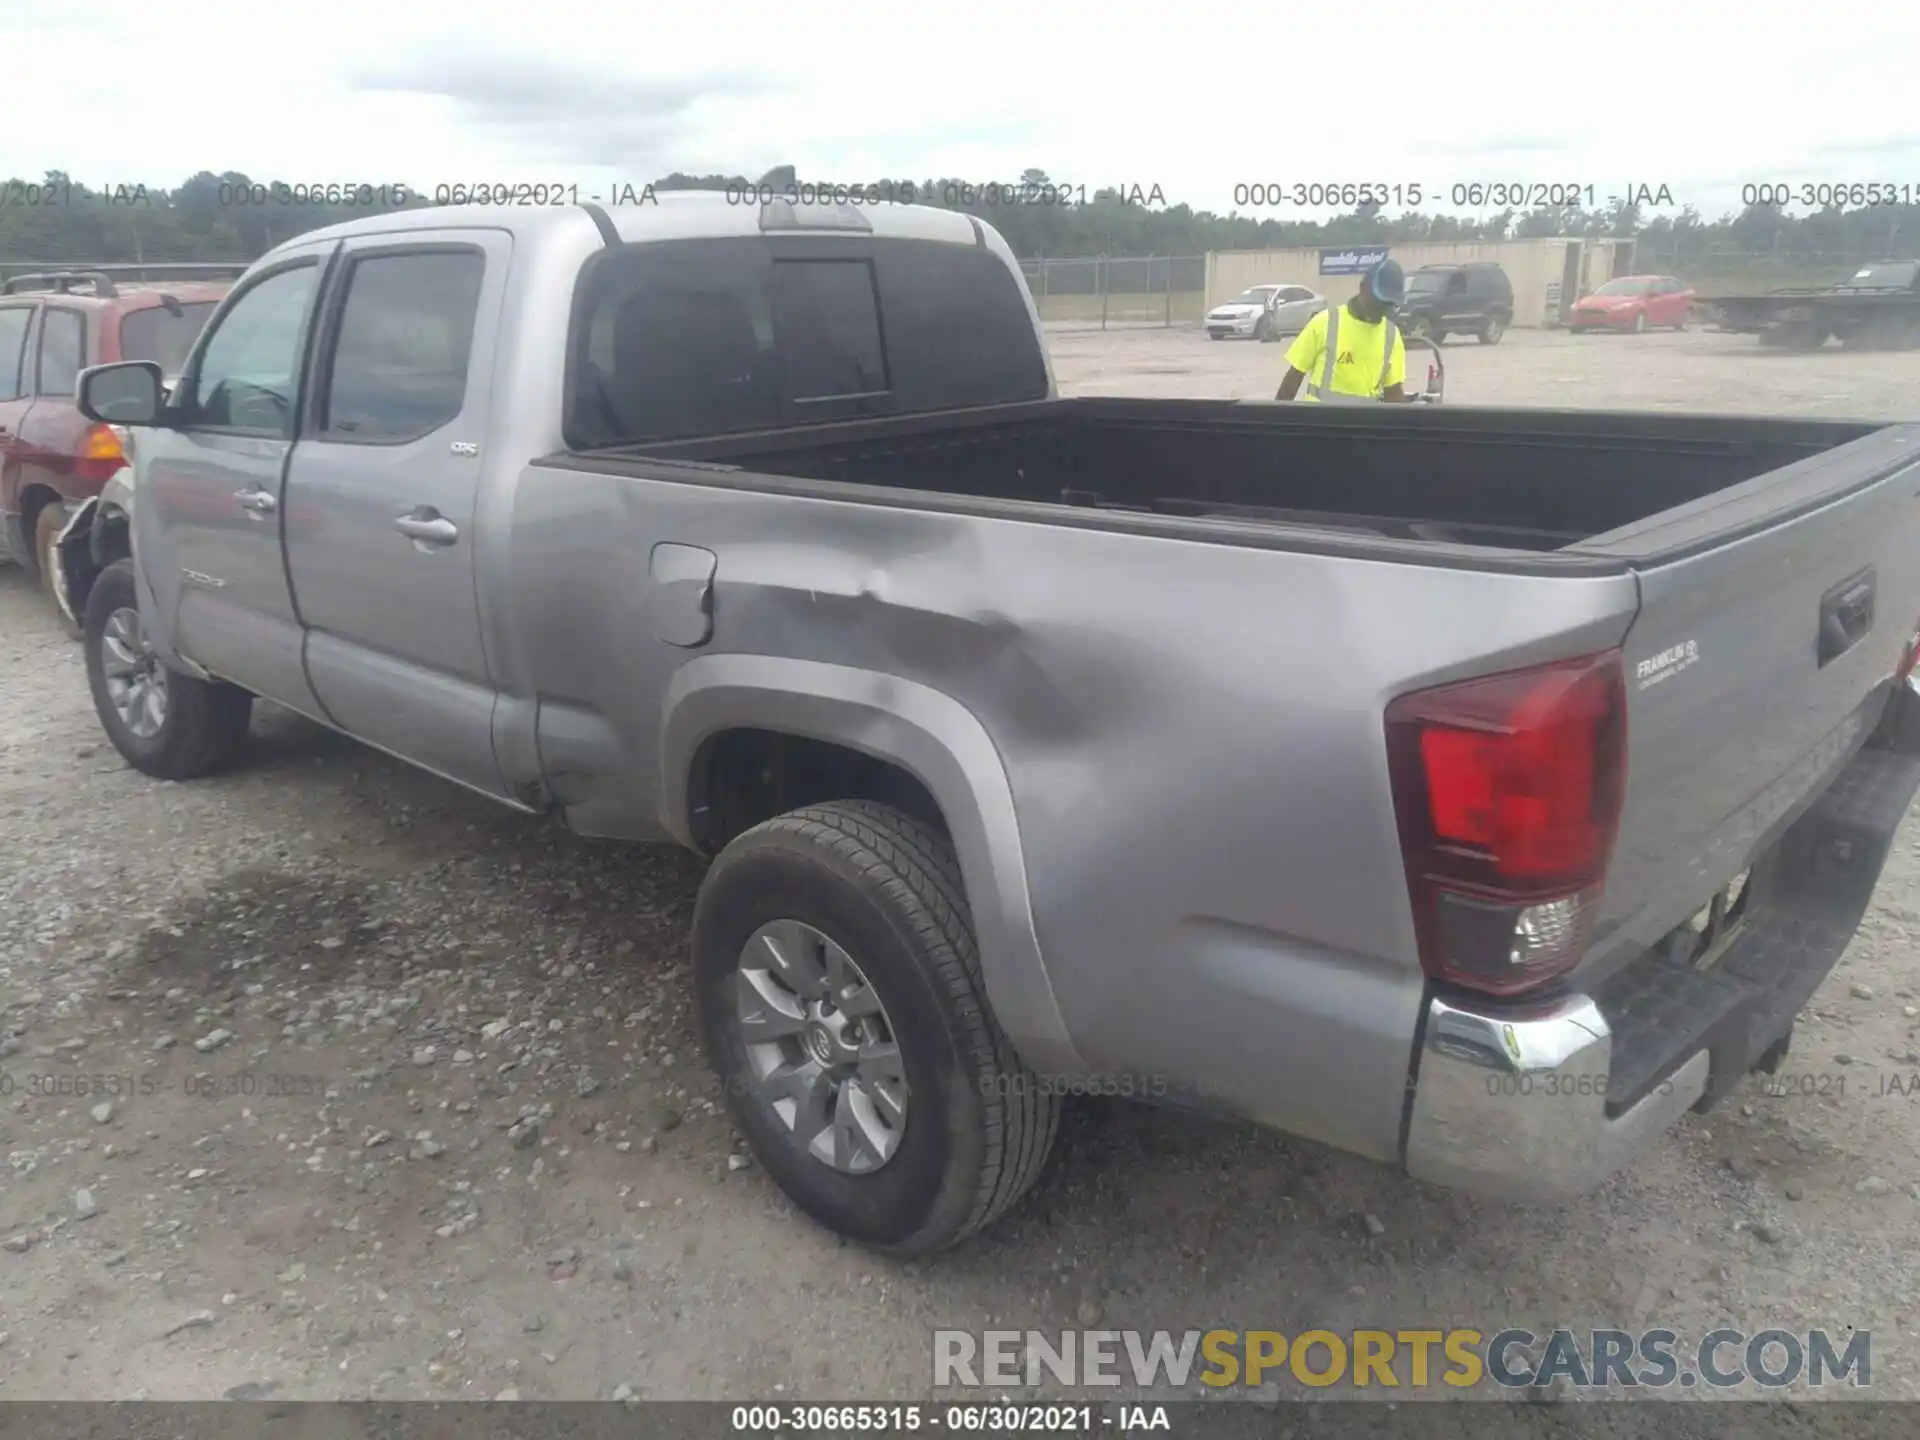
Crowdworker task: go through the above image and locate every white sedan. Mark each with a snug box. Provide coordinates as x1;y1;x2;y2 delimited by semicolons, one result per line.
1205;284;1326;342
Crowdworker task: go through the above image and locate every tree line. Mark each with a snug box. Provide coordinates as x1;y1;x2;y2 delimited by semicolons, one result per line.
2;168;1913;277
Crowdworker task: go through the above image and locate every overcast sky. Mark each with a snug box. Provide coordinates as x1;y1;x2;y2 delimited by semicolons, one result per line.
3;0;1915;222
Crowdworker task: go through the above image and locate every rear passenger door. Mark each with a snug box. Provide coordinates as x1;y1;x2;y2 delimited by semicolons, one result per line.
1653;278;1689;327
282;232;509;797
1438;271;1475;327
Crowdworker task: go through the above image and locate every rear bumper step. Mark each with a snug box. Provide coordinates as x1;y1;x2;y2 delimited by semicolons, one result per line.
1597;743;1920;1116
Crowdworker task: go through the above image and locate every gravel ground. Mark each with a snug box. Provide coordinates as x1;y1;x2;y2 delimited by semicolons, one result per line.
2;325;1919;1407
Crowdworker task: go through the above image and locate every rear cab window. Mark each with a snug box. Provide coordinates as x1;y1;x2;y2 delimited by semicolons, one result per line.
565;236;1048;448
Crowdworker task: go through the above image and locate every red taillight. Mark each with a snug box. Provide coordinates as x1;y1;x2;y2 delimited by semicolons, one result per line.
1386;651;1627;996
1897;616;1920;682
75;424;127;483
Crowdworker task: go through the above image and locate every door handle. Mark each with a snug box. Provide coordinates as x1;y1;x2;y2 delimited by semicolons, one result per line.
394;510;459;547
234;487;278;515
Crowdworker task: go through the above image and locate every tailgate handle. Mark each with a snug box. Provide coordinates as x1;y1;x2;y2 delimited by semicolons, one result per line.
1818;568;1876;667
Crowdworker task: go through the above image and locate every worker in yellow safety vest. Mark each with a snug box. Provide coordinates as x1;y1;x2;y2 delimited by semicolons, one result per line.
1275;259;1412;404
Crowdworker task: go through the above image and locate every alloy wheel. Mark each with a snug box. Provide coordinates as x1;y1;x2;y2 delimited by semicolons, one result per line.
733;919;909;1174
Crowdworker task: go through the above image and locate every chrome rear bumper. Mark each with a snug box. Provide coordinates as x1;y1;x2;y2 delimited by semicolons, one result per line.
1403;993;1708;1202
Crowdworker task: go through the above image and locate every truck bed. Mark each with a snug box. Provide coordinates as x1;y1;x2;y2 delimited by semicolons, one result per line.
534;388;1920;1168
625;398;1888;555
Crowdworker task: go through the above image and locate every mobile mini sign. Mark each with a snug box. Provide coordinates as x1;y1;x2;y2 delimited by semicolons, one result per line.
1319;247;1390;276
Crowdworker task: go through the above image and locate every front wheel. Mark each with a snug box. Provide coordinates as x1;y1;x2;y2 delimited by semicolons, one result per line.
83;559;252;779
694;801;1061;1255
1253;315;1271;342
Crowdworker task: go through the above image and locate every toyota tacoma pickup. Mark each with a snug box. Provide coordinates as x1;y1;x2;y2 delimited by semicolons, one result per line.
56;194;1920;1256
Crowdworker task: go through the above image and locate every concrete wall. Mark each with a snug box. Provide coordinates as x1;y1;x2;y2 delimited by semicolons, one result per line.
1205;238;1635;328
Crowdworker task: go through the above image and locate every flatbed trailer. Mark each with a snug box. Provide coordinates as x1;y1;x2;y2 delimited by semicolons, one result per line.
1707;260;1920;350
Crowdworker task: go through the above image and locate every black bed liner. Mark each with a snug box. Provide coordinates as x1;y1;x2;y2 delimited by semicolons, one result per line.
603;396;1888;554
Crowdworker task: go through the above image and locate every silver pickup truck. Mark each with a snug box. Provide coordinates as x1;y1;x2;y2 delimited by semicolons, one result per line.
56;195;1920;1256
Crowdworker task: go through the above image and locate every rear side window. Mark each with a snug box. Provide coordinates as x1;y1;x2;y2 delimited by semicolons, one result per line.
320;250;485;441
0;306;30;400
119;302;219;374
566;236;1047;448
37;308;84;396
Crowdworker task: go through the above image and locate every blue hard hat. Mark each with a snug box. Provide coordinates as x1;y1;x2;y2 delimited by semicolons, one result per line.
1365;258;1406;306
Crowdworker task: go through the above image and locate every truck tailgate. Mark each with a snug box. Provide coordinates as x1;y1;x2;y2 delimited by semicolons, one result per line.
1579;424;1920;985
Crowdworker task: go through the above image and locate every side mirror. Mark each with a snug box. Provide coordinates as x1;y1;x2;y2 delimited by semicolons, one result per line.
77;361;165;427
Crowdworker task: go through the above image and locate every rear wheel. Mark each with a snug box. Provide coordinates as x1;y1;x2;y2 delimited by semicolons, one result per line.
1476;315;1505;345
694;800;1061;1255
32;505;81;639
83;559;252;780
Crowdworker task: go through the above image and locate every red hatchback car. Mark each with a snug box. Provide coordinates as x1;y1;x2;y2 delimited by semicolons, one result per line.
1567;273;1696;333
0;267;238;623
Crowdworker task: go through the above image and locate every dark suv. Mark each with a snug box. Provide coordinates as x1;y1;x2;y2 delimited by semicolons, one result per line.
0;266;238;625
1399;261;1514;345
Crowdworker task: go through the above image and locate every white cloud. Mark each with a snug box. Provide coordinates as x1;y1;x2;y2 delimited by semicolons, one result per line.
2;0;1915;221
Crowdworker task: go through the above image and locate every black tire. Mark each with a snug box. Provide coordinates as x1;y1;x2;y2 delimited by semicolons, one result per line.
1429;328;1447;345
1253;315;1271;342
694;801;1061;1256
1477;315;1506;345
83;559;252;780
1208;332;1224;341
32;505;81;639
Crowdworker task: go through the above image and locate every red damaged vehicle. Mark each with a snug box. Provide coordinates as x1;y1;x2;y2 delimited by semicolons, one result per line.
0;266;239;627
1568;274;1696;333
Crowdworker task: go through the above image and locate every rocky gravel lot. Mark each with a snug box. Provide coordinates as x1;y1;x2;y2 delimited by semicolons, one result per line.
2;328;1920;1407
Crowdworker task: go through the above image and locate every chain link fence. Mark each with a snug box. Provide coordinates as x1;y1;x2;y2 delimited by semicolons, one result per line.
1018;255;1207;330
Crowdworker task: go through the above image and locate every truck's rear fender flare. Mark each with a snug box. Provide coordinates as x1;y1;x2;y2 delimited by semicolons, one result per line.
659;652;1085;1075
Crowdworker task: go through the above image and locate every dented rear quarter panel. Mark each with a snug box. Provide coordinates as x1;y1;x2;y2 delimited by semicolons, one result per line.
507;462;1642;1162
